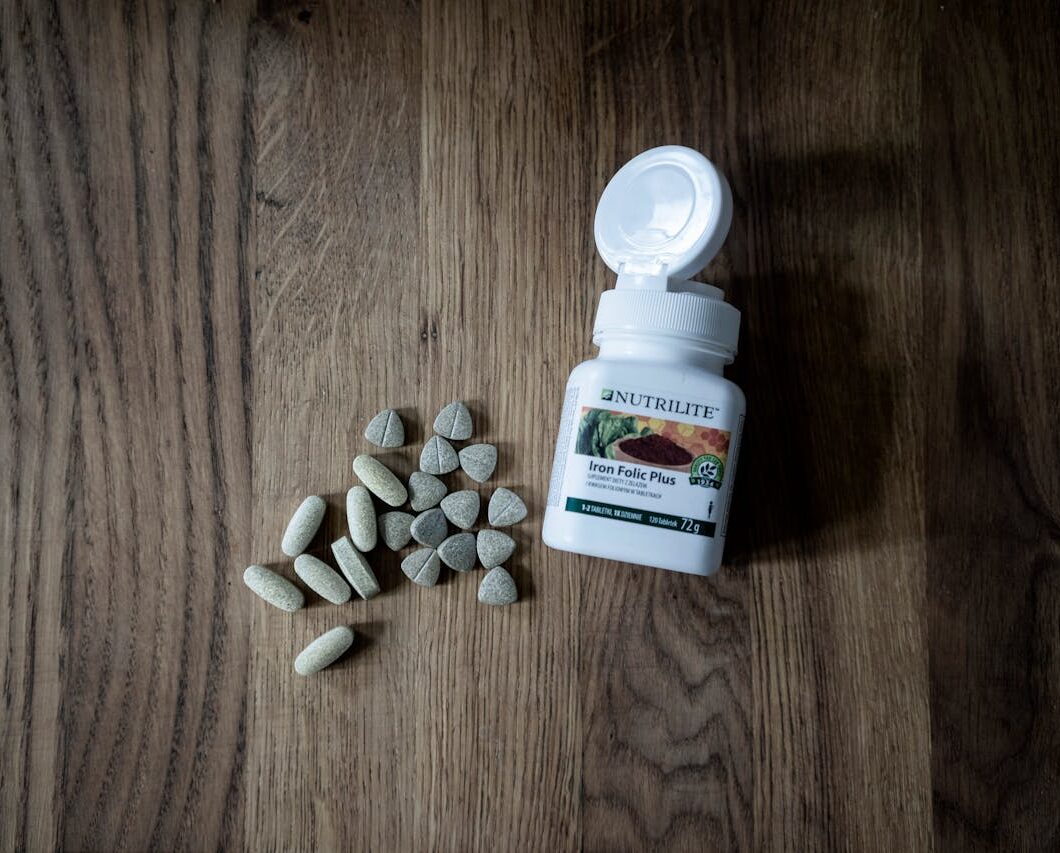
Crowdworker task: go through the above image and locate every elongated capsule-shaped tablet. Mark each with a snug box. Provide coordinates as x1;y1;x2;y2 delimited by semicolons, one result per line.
295;626;355;675
281;495;326;556
352;455;408;507
331;536;381;600
243;565;305;612
346;485;377;552
294;554;351;605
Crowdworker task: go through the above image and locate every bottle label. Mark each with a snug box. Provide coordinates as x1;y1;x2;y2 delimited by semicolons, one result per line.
546;384;582;508
551;383;739;538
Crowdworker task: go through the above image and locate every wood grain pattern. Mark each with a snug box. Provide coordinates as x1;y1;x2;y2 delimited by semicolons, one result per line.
924;2;1060;849
580;4;756;849
0;1;1057;850
1;1;254;849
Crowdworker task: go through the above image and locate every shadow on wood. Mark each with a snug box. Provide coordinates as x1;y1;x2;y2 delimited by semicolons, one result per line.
725;150;911;561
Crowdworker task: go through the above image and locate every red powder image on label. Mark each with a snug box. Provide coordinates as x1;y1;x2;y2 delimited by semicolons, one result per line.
616;433;693;466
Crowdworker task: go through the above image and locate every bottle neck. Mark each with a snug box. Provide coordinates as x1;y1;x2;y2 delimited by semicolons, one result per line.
594;332;729;373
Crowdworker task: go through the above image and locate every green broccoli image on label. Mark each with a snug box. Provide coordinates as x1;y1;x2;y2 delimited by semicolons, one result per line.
575;408;648;458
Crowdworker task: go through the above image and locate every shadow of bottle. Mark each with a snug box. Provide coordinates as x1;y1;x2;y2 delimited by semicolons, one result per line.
722;267;900;563
706;142;918;563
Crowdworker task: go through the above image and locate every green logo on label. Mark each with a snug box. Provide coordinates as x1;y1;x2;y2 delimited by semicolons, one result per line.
690;454;724;489
600;388;614;401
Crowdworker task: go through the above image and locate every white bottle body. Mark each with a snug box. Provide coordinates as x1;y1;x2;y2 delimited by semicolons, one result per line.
543;335;745;576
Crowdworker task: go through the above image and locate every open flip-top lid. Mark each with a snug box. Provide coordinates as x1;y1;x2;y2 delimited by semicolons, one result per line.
594;145;733;289
591;146;740;359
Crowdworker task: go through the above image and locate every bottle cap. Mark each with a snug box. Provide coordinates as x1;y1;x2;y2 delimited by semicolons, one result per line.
595;145;732;284
592;146;740;359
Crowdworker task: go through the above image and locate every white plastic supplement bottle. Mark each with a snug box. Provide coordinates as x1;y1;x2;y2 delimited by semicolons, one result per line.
542;145;745;576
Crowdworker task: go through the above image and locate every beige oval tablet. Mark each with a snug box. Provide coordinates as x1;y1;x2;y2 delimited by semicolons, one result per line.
331;536;381;600
243;565;305;612
281;495;326;556
294;554;351;605
352;455;408;507
346;485;377;552
295;626;355;675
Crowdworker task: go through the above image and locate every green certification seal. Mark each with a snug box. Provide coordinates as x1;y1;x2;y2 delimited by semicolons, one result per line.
689;454;724;489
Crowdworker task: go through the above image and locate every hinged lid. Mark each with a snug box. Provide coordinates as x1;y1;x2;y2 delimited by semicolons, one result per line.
594;146;732;289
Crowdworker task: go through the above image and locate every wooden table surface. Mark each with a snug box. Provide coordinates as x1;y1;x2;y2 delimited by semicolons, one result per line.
2;1;1058;850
